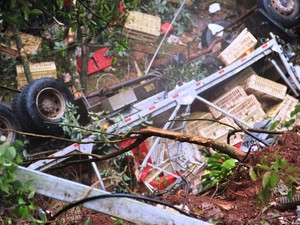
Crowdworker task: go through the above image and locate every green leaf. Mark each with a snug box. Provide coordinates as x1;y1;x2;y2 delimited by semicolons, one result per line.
221;159;235;170
30;9;42;15
83;217;91;225
249;167;257;181
18;197;26;205
269;172;280;188
0;136;6;143
21;206;30;219
269;120;279;130
273;157;287;171
57;0;64;9
5;146;16;160
262;171;271;189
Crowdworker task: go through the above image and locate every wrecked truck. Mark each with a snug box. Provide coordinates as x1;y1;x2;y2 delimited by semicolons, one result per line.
0;0;300;146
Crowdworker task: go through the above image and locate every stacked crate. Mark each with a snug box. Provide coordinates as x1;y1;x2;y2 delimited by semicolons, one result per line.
16;62;57;89
218;28;257;65
123;11;161;42
243;74;287;100
0;31;42;58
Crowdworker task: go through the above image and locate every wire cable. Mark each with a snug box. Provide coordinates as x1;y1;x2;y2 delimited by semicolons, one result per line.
48;193;196;223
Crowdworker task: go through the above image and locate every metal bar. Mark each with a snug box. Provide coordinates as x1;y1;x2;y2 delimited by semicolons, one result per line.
196;95;252;128
270;59;299;96
139;104;182;173
16;167;211;225
144;0;186;75
90;158;106;190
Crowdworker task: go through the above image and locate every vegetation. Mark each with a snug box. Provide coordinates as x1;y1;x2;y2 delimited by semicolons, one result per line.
0;138;47;224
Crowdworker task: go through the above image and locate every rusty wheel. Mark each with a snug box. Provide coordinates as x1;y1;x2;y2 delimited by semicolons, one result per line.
36;87;66;121
0;103;21;146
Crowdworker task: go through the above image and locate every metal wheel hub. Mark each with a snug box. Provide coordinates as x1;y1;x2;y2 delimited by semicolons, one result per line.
271;0;296;15
36;88;66;120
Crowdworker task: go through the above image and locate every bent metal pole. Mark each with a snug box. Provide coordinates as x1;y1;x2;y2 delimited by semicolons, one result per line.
144;0;186;75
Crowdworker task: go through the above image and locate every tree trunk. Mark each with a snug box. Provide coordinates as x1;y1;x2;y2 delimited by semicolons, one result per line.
130;126;247;161
11;24;33;83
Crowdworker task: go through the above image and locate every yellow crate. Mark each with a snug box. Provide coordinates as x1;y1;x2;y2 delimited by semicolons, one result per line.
123;11;161;42
209;86;248;119
228;94;265;126
218;28;257;65
243;75;287;100
274;94;298;123
16;62;57;89
199;117;243;145
0;31;42;58
184;112;214;136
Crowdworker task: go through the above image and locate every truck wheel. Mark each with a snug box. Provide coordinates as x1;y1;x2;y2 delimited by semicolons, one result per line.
12;84;31;130
21;78;73;135
257;0;300;28
0;103;22;146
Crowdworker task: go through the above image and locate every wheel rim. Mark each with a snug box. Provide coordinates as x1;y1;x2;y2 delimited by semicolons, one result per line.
0;115;14;146
36;87;66;121
271;0;296;16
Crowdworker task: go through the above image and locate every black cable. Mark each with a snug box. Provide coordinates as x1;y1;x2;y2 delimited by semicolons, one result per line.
233;119;269;147
48;193;196;223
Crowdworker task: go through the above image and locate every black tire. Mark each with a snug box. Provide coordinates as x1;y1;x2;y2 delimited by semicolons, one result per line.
201;20;232;49
257;0;300;28
12;84;31;130
0;103;22;146
21;78;73;135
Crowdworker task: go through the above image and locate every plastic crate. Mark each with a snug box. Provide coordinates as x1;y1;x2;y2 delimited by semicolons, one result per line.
209;86;248;119
0;31;42;58
243;75;287;100
184;112;214;136
123;11;161;42
274;94;298;123
16;61;57;89
228;94;265;126
218;28;257;65
76;47;113;75
199;117;243;145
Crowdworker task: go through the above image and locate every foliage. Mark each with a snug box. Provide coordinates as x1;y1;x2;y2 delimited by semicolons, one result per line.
140;0;196;35
269;105;300;130
60;102;84;141
249;151;300;205
165;58;209;89
0;137;46;224
201;153;236;188
284;104;300;128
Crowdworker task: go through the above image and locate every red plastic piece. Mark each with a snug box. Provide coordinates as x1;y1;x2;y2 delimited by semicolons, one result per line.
234;142;243;149
160;22;173;34
120;139;152;181
119;1;125;14
77;47;113;75
149;174;178;190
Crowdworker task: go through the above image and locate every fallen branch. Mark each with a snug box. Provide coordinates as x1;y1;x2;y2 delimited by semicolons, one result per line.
129;126;247;161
